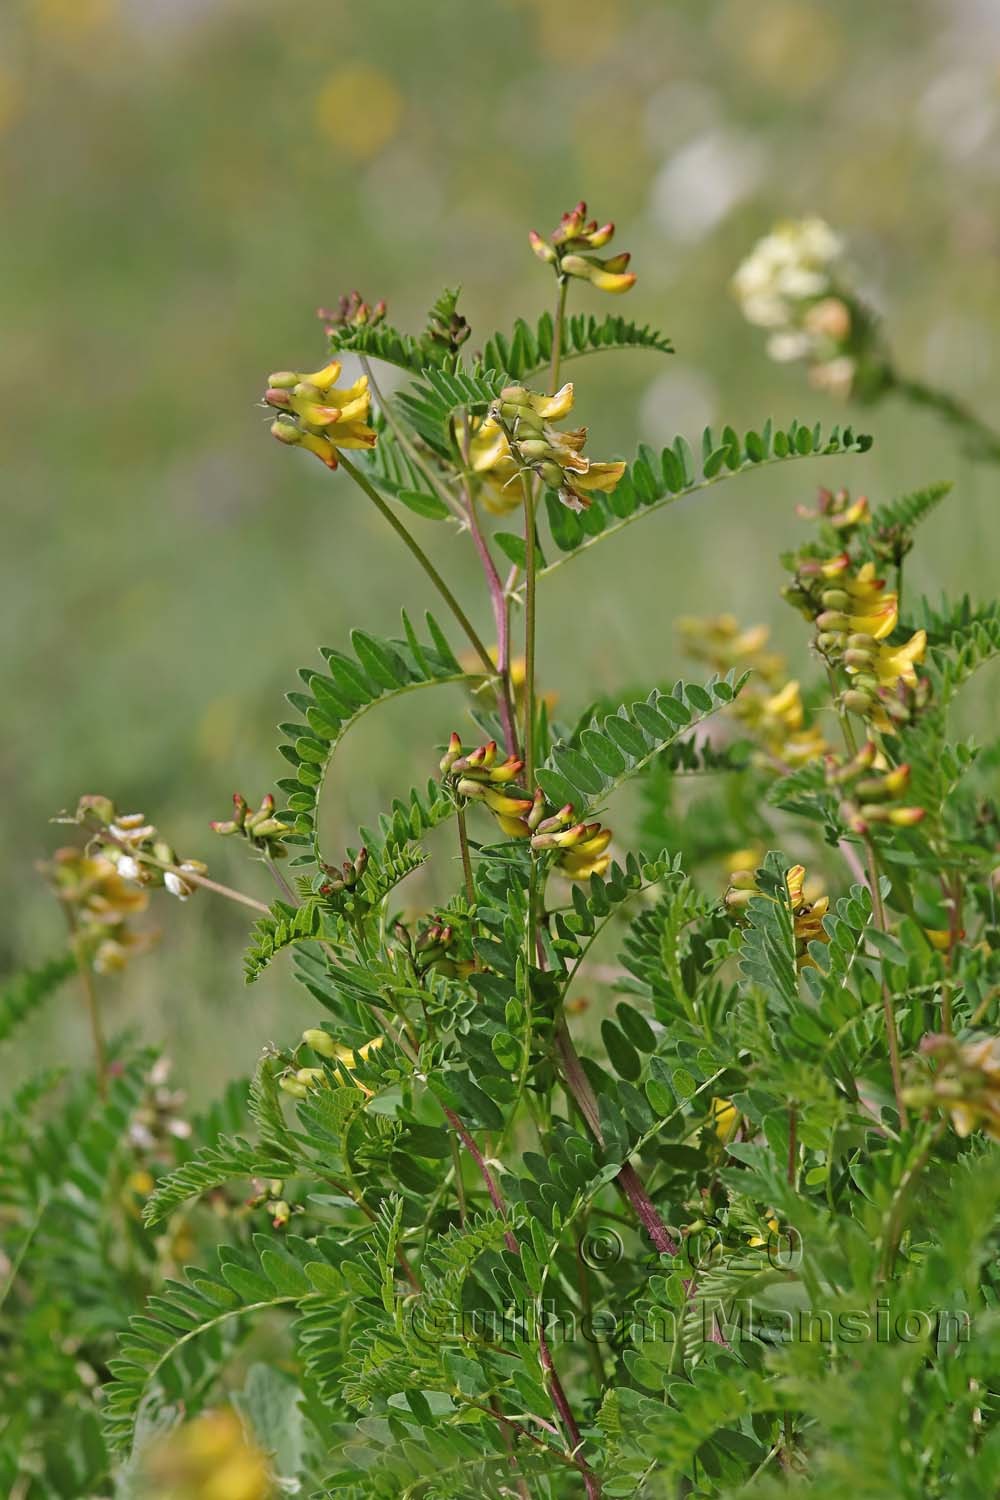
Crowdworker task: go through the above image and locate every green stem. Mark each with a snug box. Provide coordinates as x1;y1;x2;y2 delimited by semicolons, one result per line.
456;806;476;910
520;471;538;790
891;373;1000;466
63;904;107;1097
827;667;908;1127
549;277;568;395
339;452;495;676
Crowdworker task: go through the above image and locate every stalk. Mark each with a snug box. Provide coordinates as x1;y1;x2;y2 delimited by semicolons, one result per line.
891;373;1000;467
441;1102;600;1496
827;667;908;1128
339;453;496;677
549;277;569;394
458;417;520;756
554;1021;678;1257
63;905;108;1098
520;471;539;790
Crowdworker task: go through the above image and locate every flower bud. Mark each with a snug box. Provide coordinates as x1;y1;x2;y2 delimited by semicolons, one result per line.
842;689;874;713
888;806;926;827
440;732;463;775
528;230;557;264
518;439;554;461
817;610;850;631
76;794;116;826
526;789;547;831
535;803;575;834
485;756;525;785
495;813;532;839
303;1028;338;1058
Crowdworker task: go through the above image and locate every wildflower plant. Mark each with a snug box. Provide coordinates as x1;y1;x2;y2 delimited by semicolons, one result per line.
5;202;1000;1500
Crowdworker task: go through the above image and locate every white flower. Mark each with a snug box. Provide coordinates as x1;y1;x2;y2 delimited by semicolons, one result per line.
116;855;141;882
767;331;814;362
164;871;190;900
808;355;856;398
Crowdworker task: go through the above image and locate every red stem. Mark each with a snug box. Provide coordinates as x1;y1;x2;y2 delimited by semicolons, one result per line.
442;1104;600;1494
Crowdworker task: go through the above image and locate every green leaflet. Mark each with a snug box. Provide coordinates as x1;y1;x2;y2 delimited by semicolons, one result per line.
275;610;473;870
538;419;873;576
476;309;673;380
0;953;75;1046
536;672;748;812
142;1134;292;1227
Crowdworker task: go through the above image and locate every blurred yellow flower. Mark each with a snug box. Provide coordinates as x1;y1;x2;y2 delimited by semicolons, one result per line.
142;1409;272;1500
315;65;403;160
32;0;115;38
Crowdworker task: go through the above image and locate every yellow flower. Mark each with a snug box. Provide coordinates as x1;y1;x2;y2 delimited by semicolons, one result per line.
529;200;636;293
909;1034;1000;1142
677;615;786;685
535;820;614;880
142;1409;272;1500
707;1097;739;1142
786;864;830;969
265;360;376;470
315;64;403;160
875;628;927;689
493;382;626;513
467;415;521;514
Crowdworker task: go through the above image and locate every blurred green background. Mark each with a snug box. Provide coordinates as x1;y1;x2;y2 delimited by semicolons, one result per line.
4;0;999;1098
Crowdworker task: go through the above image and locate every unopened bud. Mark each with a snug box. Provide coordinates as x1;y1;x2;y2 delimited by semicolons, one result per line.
440;732;463;775
528;230;557;264
76;795;116;826
302;1028;338;1058
526;789;547;830
817;610;850;632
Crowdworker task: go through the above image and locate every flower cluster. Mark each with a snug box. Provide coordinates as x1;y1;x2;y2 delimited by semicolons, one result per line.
490;381;626;513
726;861;830;970
783;494;928;735
211;792;288;858
677;614;827;767
40;846;154;976
72;795;208;901
279;1027;385;1101
128;1056;192;1155
905;1033;1000;1141
732;216;882;399
529;199;636;294
396;916;470;977
316;289;387;338
440;733;613;879
264;359;376;469
826;740;925;834
140;1409;272;1500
